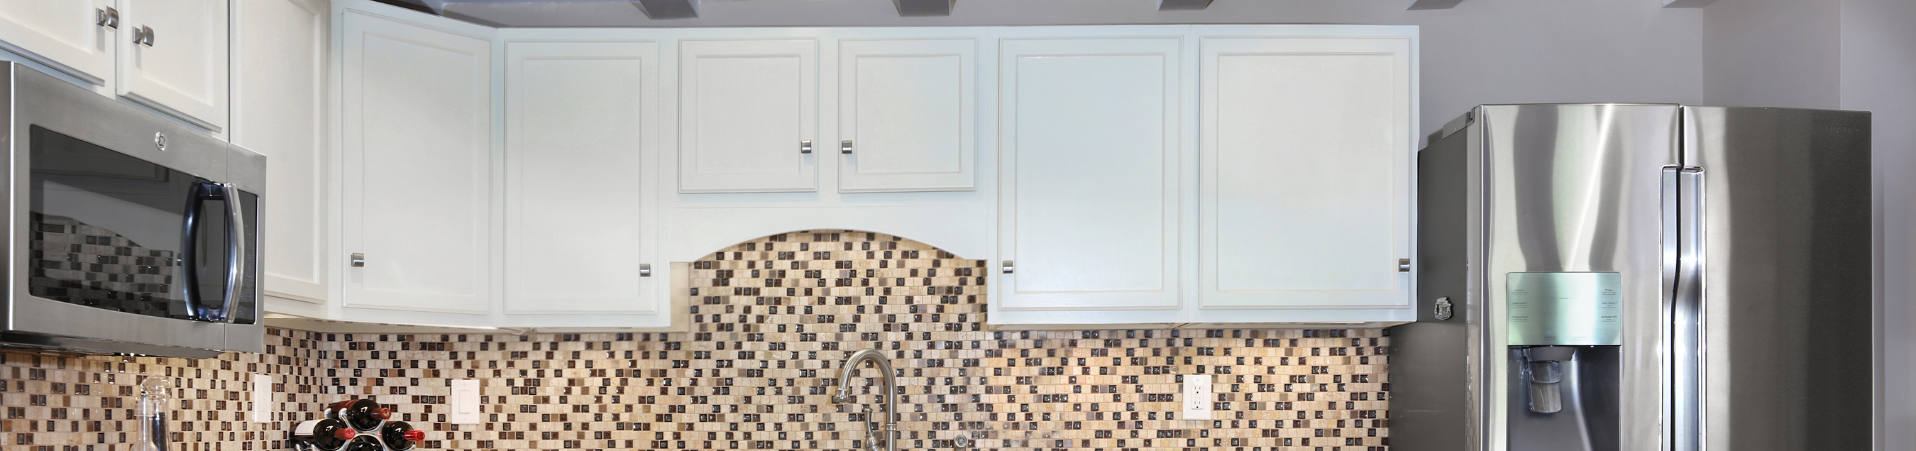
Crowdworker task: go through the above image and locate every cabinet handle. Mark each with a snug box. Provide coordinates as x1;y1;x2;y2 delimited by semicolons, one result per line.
800;140;813;154
640;263;653;278
351;253;366;267
96;7;119;29
841;140;853;154
1398;258;1411;272
1002;260;1014;274
132;26;154;46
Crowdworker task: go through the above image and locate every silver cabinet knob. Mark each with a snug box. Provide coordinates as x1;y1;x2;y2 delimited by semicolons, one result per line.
841;140;853;154
1001;261;1014;274
96;7;118;28
1399;258;1411;272
800;140;813;154
132;26;153;46
351;253;366;267
640;263;653;277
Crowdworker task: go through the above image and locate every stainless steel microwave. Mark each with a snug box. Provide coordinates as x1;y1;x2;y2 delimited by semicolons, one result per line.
1;62;263;358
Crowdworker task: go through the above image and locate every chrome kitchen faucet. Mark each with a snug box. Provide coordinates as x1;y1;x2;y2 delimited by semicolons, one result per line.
833;349;897;451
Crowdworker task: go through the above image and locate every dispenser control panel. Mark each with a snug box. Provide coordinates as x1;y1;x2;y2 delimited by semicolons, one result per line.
1506;272;1622;346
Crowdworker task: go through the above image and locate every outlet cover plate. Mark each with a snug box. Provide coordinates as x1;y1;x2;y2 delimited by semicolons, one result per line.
1182;374;1212;420
451;379;481;424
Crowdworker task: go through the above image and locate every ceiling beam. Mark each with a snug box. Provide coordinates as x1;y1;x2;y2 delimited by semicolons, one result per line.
632;0;698;19
1158;0;1213;11
893;0;954;17
1661;0;1719;8
1406;0;1463;10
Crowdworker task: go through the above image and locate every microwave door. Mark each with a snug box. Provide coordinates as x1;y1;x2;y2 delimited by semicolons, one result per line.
11;125;227;353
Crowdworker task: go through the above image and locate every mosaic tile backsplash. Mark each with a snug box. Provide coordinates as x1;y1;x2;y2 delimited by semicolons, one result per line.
0;231;1391;451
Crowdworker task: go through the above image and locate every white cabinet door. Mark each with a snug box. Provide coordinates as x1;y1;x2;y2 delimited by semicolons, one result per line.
997;38;1183;312
232;0;327;305
837;38;975;192
340;11;492;314
1196;36;1413;311
0;0;116;85
503;41;658;315
117;0;227;131
677;39;817;193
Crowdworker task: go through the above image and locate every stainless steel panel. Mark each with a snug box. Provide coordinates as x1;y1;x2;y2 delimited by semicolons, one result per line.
1390;109;1479;451
1682;106;1872;451
2;63;242;357
227;144;266;195
1480;104;1679;451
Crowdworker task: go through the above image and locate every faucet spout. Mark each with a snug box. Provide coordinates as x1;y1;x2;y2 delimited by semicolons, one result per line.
834;349;897;451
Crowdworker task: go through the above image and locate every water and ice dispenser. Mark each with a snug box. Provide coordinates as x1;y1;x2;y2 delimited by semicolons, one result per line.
1506;273;1622;451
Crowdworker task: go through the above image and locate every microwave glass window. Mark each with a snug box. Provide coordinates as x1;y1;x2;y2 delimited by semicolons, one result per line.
28;126;238;322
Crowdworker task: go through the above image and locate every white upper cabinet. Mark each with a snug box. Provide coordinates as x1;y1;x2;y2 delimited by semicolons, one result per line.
836;38;976;193
233;0;328;306
1194;34;1416;318
503;40;659;318
339;10;493;314
678;39;818;193
995;38;1184;319
0;0;117;86
117;0;228;132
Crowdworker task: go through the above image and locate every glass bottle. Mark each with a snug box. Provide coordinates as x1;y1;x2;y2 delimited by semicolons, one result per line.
132;376;172;451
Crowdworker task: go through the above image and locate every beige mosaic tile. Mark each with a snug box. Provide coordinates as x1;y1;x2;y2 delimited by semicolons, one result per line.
2;231;1391;451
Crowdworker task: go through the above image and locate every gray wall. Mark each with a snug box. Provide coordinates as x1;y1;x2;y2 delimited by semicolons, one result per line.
446;0;1706;137
1702;0;1843;108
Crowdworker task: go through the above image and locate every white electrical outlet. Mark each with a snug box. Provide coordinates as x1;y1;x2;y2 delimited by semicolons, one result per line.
252;374;273;423
1181;374;1212;420
450;379;481;424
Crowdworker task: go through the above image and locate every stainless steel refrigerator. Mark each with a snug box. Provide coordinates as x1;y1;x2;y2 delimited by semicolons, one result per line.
1391;104;1872;451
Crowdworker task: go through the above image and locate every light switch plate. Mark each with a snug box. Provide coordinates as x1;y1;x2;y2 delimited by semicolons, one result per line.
252;374;273;423
450;379;481;424
1182;374;1212;420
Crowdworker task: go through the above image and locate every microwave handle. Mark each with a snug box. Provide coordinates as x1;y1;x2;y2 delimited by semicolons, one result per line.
178;183;210;321
218;183;245;324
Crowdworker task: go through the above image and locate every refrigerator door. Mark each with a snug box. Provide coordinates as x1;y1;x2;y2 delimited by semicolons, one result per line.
1480;104;1679;451
1681;106;1872;451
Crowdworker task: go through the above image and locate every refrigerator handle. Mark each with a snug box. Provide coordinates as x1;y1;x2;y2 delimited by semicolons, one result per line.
1672;167;1706;451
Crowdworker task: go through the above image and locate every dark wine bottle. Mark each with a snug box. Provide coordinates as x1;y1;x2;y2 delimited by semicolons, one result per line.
380;421;427;451
342;435;384;451
325;399;392;431
291;418;357;451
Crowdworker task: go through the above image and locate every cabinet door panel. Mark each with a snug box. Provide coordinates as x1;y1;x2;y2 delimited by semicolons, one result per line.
118;0;227;131
1198;37;1413;309
233;0;326;304
340;11;491;313
0;0;114;85
504;41;657;314
678;39;817;193
998;38;1182;311
838;39;975;192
